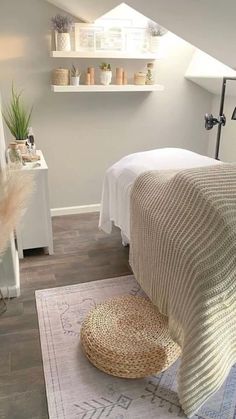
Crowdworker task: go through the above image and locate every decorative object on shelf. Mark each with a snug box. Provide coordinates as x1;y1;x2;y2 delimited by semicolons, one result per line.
7;142;23;168
99;62;112;85
86;72;91;85
116;67;123;85
51;14;73;52
148;20;166;53
146;62;155;85
75;23;103;51
52;68;69;86
95;27;124;52
88;67;95;85
125;27;149;53
205;77;236;160
70;65;80;86
134;72;146;85
3;86;32;154
123;70;128;85
74;23;150;55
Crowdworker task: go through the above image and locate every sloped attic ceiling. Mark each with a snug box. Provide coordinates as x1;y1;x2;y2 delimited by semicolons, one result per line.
46;0;236;70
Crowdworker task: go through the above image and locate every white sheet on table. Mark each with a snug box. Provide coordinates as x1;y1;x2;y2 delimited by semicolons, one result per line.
99;148;221;241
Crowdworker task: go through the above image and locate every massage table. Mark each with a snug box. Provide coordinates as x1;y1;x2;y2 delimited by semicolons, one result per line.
99;147;221;243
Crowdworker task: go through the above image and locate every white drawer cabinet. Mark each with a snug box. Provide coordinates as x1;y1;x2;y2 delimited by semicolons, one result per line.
16;151;53;258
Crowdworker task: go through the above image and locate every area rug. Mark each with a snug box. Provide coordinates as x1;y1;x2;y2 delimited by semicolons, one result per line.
35;275;236;419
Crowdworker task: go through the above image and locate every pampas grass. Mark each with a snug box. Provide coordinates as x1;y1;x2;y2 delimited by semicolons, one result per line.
0;168;32;313
0;169;33;257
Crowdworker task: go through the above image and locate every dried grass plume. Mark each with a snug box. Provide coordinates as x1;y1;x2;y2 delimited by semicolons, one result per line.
0;169;33;257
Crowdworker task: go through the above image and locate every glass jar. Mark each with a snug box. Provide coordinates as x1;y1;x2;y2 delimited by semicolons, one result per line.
146;62;155;85
7;142;23;168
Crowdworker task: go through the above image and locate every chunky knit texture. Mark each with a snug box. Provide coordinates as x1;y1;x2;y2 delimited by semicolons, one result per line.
129;164;236;417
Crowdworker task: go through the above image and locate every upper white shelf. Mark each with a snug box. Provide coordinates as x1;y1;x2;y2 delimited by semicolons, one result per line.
50;51;159;60
51;84;164;93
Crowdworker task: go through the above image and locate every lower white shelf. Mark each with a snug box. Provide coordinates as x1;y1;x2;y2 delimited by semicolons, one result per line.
51;84;164;93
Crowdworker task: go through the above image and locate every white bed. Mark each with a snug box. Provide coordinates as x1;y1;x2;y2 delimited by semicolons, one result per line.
99;148;221;243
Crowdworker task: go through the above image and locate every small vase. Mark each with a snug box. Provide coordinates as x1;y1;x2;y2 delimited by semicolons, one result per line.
71;76;80;86
100;70;112;86
57;32;71;52
146;62;155;85
149;36;160;53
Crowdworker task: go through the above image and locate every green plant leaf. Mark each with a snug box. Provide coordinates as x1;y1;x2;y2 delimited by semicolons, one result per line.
2;86;32;140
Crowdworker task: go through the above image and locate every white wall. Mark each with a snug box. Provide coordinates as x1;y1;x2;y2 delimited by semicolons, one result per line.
208;94;236;162
0;0;212;209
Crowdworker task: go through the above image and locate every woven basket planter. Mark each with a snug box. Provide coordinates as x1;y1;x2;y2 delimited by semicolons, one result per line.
81;295;181;378
52;68;69;86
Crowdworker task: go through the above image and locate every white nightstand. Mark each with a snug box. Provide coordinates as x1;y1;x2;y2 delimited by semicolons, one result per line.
16;150;53;258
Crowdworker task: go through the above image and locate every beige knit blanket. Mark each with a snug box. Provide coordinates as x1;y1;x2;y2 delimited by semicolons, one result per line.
129;163;236;417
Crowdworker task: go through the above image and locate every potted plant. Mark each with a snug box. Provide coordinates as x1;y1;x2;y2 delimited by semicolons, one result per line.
99;63;112;85
3;86;32;153
70;65;80;86
148;21;166;53
51;14;73;52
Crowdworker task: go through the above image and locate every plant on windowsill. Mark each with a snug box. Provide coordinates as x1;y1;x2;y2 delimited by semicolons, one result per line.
70;65;81;86
99;63;112;86
51;14;73;52
148;20;166;53
3;86;32;154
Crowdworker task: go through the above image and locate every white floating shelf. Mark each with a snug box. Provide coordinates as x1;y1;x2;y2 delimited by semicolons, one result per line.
51;84;164;93
50;51;160;60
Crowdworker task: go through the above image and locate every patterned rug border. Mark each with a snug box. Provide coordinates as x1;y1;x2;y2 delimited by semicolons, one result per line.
35;274;134;298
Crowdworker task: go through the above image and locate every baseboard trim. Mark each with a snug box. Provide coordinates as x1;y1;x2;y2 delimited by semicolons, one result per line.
51;204;101;217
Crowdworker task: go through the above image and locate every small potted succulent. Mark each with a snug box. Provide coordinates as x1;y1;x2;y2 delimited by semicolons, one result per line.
3;86;32;153
99;62;112;85
70;65;80;86
148;21;166;53
51;14;73;52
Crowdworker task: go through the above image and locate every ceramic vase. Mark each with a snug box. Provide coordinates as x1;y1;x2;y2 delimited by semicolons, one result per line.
100;70;112;86
57;32;71;52
149;36;160;53
71;76;80;86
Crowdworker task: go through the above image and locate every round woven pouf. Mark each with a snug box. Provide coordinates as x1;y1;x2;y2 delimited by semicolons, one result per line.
80;295;181;378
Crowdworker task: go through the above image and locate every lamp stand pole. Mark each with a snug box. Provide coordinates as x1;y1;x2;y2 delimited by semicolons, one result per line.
215;77;236;160
215;78;227;160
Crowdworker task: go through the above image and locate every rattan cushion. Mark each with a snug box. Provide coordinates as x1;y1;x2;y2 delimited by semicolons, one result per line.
80;295;181;378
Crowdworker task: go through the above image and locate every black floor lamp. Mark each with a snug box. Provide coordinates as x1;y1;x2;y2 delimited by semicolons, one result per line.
205;77;236;160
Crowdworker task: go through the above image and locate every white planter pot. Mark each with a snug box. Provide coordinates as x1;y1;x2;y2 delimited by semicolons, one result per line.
71;76;80;86
149;36;160;53
57;32;71;52
100;70;112;85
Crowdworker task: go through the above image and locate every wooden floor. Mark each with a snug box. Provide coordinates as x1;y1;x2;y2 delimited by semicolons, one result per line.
0;213;131;419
